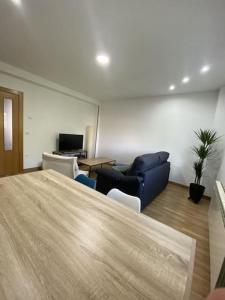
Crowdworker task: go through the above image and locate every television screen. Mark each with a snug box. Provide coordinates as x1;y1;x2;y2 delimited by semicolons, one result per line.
59;134;83;152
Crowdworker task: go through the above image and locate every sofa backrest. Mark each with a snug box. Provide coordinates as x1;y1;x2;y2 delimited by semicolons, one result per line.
127;152;169;176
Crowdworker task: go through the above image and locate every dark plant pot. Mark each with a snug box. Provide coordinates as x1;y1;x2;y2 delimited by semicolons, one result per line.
189;183;205;203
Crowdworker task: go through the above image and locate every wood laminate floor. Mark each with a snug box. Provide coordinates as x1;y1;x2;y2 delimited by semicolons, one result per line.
143;182;210;300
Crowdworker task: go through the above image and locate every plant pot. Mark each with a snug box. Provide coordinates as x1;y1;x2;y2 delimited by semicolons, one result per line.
189;183;205;203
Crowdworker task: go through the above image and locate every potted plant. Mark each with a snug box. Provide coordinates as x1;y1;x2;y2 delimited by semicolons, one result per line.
189;129;219;203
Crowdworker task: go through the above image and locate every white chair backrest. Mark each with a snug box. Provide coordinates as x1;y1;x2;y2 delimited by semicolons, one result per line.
42;152;79;179
107;189;141;213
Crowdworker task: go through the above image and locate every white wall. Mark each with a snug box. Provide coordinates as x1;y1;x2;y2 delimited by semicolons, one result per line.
97;92;218;192
214;87;225;185
0;64;99;169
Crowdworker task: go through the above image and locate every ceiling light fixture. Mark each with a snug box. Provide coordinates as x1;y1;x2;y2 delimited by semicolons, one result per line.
96;54;110;66
182;77;190;84
200;65;210;74
169;85;175;91
11;0;21;6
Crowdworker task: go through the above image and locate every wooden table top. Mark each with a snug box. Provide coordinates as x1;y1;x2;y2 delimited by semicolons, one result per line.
79;157;115;166
0;170;196;300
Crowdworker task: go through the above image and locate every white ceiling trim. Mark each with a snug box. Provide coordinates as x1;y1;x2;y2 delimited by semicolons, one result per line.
0;61;99;105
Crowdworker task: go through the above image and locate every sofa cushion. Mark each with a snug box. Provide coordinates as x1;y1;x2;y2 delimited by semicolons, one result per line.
127;152;169;176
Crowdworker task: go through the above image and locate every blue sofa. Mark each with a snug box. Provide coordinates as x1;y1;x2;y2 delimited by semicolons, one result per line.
95;152;170;210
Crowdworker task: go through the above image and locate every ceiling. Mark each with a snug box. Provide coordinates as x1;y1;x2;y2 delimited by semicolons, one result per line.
0;0;225;101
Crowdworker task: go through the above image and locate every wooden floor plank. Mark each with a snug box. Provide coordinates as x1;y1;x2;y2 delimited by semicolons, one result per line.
143;182;210;300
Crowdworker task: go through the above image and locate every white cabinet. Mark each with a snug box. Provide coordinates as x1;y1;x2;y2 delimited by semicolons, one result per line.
208;181;225;289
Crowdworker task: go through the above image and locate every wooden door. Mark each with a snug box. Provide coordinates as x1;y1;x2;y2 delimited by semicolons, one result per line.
0;87;23;177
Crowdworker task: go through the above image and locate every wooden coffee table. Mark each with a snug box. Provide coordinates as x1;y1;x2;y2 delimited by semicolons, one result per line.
79;157;116;176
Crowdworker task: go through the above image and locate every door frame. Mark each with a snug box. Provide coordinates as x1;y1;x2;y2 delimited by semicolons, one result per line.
0;86;23;173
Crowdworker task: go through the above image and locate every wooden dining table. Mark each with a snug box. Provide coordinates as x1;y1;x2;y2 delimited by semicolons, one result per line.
0;170;196;300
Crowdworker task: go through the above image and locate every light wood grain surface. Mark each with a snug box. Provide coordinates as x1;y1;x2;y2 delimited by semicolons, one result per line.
79;157;115;166
0;170;195;300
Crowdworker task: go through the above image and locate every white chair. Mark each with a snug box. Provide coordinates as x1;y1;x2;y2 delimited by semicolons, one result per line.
42;152;88;179
107;188;141;213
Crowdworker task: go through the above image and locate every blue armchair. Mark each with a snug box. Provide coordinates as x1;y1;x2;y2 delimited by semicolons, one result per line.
95;152;170;210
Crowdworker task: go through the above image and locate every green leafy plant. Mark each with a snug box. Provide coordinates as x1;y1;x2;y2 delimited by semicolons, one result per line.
193;129;219;185
195;129;219;146
193;161;203;185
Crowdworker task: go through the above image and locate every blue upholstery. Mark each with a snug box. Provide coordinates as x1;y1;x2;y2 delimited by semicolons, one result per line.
96;152;170;210
127;152;169;176
75;174;96;189
112;163;130;173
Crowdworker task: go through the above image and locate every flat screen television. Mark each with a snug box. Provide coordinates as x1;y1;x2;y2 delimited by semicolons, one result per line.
59;134;83;152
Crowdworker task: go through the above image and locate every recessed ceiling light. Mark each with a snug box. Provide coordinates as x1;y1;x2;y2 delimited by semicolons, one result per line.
11;0;21;6
96;54;110;66
200;65;210;74
182;77;190;84
169;85;175;91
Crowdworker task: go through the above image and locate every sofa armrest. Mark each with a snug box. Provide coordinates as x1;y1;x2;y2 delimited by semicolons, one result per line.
95;168;125;179
95;168;143;196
